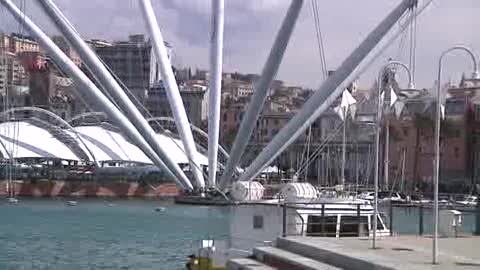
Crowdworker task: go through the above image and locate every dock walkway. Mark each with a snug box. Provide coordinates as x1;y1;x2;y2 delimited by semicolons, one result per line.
227;235;480;270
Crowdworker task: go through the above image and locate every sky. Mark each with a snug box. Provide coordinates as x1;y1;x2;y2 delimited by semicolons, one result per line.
1;0;480;90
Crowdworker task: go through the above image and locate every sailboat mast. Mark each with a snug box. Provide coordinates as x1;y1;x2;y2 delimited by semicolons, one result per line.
400;147;406;193
305;126;312;181
237;0;416;184
341;108;347;186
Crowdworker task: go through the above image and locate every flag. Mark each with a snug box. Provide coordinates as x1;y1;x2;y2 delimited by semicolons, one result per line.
350;104;357;119
390;86;398;106
334;105;345;121
341;89;357;108
393;101;405;119
380;88;398;107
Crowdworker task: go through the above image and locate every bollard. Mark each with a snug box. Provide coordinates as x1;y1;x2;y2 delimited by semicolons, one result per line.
476;201;480;236
419;205;424;236
389;202;393;236
321;204;326;236
282;203;287;237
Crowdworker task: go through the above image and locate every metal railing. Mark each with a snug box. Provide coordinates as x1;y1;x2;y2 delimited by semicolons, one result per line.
280;201;480;238
281;202;385;238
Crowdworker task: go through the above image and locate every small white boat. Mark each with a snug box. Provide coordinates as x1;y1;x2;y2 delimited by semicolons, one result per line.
456;195;478;207
230;183;390;243
155;207;166;212
358;191;405;204
67;200;78;206
7;197;19;204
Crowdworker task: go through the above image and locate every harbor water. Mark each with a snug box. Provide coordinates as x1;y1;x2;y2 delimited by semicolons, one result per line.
0;199;477;269
0;199;231;270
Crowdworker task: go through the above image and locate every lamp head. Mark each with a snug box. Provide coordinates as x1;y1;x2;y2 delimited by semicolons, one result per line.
471;70;480;80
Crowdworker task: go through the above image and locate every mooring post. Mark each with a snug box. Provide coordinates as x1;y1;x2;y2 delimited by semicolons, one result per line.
389;202;393;236
419;205;424;236
282;203;287;237
476;200;480;235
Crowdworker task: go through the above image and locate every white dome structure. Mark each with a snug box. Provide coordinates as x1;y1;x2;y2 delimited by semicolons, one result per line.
230;181;265;201
0;121;208;167
0;121;80;160
280;182;318;203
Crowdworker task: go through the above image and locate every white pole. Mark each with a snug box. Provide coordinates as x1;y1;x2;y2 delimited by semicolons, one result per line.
0;0;194;190
207;0;224;188
219;0;304;189
341;107;347;186
37;0;193;190
305;126;312;181
373;70;382;249
401;148;406;193
434;45;479;264
139;0;205;189
236;0;415;184
385;115;390;190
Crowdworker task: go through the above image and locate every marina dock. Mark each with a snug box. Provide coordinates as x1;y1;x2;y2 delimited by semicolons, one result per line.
228;235;480;270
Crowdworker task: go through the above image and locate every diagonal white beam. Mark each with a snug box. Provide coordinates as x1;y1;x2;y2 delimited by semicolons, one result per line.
139;0;205;189
207;0;225;188
37;0;194;190
219;0;303;189
0;0;193;190
237;0;417;184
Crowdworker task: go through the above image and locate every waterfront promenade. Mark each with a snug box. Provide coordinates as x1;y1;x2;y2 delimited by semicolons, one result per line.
281;236;480;269
229;235;480;270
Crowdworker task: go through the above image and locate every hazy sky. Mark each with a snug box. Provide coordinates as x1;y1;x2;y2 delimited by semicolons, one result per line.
1;0;480;89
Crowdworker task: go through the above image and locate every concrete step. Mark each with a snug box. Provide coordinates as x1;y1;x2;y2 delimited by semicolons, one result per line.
227;258;277;270
276;237;400;270
254;246;341;270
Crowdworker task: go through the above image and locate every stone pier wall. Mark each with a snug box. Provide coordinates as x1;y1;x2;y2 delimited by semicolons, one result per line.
0;180;179;198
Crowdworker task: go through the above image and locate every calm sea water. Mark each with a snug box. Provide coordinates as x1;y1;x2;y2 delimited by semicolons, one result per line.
0;199;231;270
0;199;477;270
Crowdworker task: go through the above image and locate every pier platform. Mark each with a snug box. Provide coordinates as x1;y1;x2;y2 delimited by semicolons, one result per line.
228;235;480;270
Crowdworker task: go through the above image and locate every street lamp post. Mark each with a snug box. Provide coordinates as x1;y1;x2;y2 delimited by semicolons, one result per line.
373;60;414;249
434;45;479;264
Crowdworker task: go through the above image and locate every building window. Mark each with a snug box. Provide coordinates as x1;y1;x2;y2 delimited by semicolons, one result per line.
223;113;227;122
455;129;461;138
454;147;460;158
403;127;409;137
253;215;264;229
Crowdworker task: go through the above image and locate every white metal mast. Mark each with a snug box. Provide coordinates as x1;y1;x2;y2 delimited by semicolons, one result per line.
139;0;205;189
341;107;347;186
219;0;304;189
0;0;194;190
207;0;224;188
236;0;417;184
37;0;194;190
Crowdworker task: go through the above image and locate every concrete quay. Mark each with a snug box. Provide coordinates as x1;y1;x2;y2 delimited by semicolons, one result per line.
227;236;480;270
277;236;480;270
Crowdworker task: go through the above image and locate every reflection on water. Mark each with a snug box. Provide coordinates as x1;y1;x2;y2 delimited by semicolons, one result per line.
0;199;231;270
0;199;477;269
